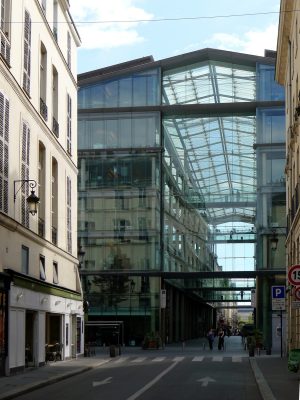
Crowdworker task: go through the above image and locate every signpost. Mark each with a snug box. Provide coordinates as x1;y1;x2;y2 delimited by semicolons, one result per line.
271;286;285;311
271;286;285;358
288;265;300;286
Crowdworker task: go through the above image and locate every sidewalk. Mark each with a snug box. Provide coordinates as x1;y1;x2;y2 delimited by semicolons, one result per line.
0;337;298;400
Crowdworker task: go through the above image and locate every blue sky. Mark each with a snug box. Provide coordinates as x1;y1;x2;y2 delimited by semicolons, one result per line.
70;0;280;74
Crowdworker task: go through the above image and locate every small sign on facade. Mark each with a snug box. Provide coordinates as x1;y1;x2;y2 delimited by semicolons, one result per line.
271;286;285;311
292;301;300;309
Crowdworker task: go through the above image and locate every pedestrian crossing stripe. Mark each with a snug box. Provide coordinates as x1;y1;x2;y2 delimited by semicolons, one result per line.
192;356;204;362
173;356;185;362
131;357;146;363
212;356;223;362
114;357;128;363
122;356;245;364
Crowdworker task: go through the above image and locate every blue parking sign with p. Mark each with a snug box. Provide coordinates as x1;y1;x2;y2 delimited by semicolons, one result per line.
272;286;285;299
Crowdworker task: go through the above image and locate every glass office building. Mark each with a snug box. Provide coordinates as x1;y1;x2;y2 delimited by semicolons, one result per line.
78;49;285;346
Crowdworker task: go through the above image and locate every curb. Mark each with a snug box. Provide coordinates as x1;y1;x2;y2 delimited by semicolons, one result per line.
249;358;276;400
0;360;110;400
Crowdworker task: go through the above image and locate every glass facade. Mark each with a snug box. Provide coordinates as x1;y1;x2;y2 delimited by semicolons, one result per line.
78;69;160;109
162;61;256;104
78;112;160;150
78;50;285;345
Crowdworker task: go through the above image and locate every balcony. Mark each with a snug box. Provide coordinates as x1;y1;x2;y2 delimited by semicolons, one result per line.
52;117;59;138
38;218;45;238
40;98;48;121
53;27;58;42
52;226;57;245
0;30;10;66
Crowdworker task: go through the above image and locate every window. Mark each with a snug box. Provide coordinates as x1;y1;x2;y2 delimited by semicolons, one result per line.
53;1;58;41
0;92;9;214
23;10;31;95
53;262;58;284
21;122;30;227
67;31;71;68
67;94;72;154
51;158;58;244
21;246;29;274
0;0;11;64
40;43;47;121
38;142;45;236
67;176;72;253
39;255;46;280
52;66;59;136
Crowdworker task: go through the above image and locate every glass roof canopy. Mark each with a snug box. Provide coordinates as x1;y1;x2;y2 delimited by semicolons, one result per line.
162;60;257;224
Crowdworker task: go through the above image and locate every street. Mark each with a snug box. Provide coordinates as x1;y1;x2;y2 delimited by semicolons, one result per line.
14;340;261;400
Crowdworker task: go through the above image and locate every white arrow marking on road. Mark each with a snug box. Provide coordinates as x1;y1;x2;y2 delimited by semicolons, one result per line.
197;377;216;387
92;377;112;387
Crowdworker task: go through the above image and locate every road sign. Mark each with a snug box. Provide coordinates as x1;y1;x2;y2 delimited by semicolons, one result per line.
294;287;300;301
271;286;285;311
288;265;300;286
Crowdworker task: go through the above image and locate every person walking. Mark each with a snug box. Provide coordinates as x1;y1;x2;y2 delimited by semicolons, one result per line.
207;328;214;350
218;328;225;350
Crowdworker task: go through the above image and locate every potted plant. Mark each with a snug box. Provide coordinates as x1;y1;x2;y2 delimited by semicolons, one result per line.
142;332;162;349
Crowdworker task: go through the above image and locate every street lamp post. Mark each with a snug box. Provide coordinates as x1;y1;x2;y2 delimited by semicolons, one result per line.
129;280;135;345
14;179;40;215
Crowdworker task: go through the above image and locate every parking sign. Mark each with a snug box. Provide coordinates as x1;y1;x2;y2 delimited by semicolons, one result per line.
271;286;285;311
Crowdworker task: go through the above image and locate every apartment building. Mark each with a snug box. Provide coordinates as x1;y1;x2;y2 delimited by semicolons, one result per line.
276;0;300;352
0;0;82;375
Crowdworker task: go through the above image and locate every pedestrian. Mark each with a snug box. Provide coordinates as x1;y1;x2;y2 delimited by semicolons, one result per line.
207;328;214;350
218;328;225;350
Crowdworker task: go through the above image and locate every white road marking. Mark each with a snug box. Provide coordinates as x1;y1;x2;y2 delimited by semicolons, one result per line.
192;356;204;362
126;361;180;400
232;356;242;363
197;377;216;387
212;356;223;362
152;357;166;362
114;357;129;363
173;356;185;362
131;357;146;363
92;377;112;387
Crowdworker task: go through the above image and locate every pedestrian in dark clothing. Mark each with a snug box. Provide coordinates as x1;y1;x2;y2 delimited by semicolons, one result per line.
207;328;214;350
218;329;225;350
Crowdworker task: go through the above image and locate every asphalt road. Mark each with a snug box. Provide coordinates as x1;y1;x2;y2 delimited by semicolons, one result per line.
14;354;262;400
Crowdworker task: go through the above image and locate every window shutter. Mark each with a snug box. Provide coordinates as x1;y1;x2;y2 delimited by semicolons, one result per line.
67;94;72;154
67;31;71;68
23;10;31;94
67;176;72;253
0;91;9;214
0;0;4;32
21;122;30;227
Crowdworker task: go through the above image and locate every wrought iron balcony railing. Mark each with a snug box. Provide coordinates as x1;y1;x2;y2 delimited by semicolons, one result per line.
40;98;48;121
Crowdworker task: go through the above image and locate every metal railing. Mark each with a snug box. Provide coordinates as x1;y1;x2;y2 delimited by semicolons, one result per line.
38;217;45;238
40;98;48;121
52;226;57;245
52;117;59;137
0;29;10;65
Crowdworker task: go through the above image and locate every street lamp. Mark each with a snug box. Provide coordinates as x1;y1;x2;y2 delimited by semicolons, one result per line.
14;179;40;216
78;246;86;269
